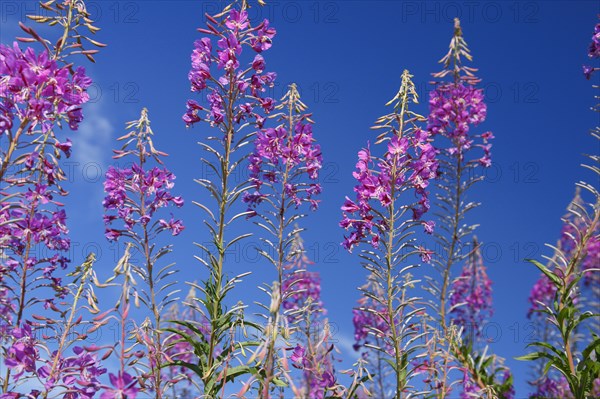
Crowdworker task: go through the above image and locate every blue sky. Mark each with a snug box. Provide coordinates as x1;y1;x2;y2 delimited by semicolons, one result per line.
1;0;600;396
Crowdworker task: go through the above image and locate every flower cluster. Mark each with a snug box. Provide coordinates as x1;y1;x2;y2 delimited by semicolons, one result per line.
582;235;599;285
289;341;336;398
282;271;322;319
4;324;38;379
0;154;73;316
460;369;513;399
340;131;438;251
0;42;92;134
103;165;184;240
352;280;392;353
449;241;494;338
530;375;574;399
527;272;557;318
162;293;209;386
583;17;600;79
528;190;599;314
103;110;184;242
304;351;336;399
38;346;106;397
0;200;69;254
427;83;493;166
0;260;16;337
100;371;139;399
182;8;277;129
244;85;322;214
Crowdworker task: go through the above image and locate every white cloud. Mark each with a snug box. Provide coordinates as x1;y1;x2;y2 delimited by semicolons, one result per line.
74;101;114;169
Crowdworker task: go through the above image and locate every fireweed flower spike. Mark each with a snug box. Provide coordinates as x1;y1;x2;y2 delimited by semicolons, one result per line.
0;1;104;394
582;16;600;79
448;238;493;344
352;277;395;398
243;83;322;398
0;0;103;182
340;70;438;398
279;230;338;399
517;18;600;399
172;2;279;397
102;109;184;398
525;191;599;398
162;286;207;392
424;18;514;398
97;245;141;399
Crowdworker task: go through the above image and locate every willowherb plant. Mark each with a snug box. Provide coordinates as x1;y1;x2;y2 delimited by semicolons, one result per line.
448;237;493;345
162;286;206;396
0;0;105;395
518;17;600;399
101;108;185;398
278;230;338;399
426;18;494;331
583;18;600;80
340;69;438;398
95;244;141;399
170;1;280;397
242;82;322;398
525;191;590;399
421;18;513;399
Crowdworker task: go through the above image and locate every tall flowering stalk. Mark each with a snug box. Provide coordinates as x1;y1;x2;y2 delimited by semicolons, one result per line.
172;2;279;396
279;230;336;399
163;286;205;397
35;253;108;399
423;18;513;398
102;108;184;397
448;238;493;345
427;17;492;331
97;244;141;399
0;0;103;394
525;192;591;398
340;70;438;398
518;19;600;399
352;276;395;398
243;83;322;397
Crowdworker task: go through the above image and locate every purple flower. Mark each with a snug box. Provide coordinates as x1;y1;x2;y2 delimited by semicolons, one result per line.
581;19;599;80
55;139;72;158
582;235;600;286
0;42;92;133
217;34;242;71
531;375;573;399
460;369;481;399
245;88;322;215
583;65;595;80
423;220;435;234
341;129;438;252
527;273;556;318
100;372;139;399
449;241;493;338
159;217;185;236
290;344;307;369
588;19;600;59
250;19;276;52
418;246;434;264
225;9;249;31
103;163;184;239
427;83;492;165
282;271;323;321
4;324;38;379
183;11;277;130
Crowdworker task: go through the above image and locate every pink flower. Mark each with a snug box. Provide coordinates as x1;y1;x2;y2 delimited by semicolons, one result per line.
289;344;307;369
100;372;138;399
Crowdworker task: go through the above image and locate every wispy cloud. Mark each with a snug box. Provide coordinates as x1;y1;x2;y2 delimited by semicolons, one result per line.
69;100;114;216
74;101;114;168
